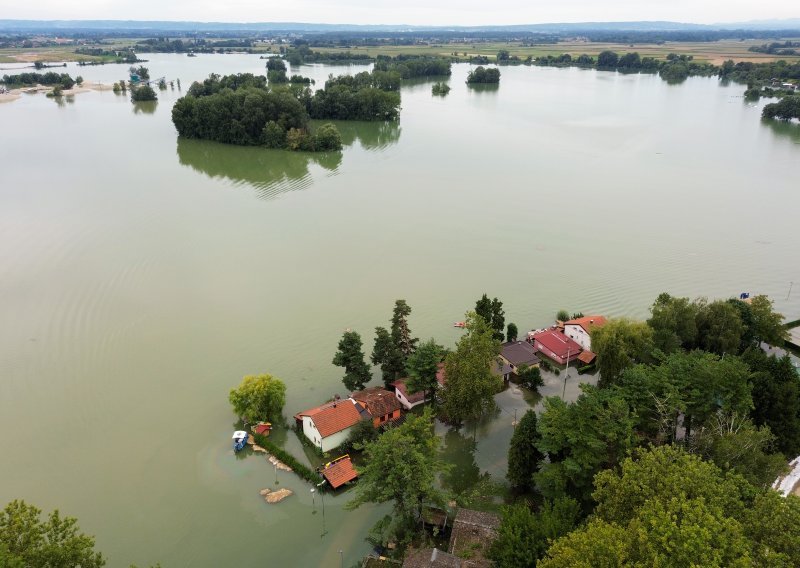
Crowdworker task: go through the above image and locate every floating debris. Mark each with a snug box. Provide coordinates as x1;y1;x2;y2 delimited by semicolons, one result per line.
260;488;293;503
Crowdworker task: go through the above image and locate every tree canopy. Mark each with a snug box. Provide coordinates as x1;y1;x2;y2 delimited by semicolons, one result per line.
405;338;444;402
228;373;287;424
466;66;501;84
590;318;654;387
506;409;543;491
475;294;505;341
346;409;447;536
0;500;105;568
439;312;502;424
332;330;372;392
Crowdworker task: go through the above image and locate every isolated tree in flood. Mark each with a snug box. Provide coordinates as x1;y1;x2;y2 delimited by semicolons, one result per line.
405;338;444;403
506;322;518;343
228;373;287;423
346;409;447;531
333;330;372;391
0;500;106;568
440;312;502;425
371;326;403;386
475;293;505;341
391;299;418;359
507;409;543;492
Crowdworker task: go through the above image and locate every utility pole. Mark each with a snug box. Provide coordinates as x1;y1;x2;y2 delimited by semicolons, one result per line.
562;347;570;400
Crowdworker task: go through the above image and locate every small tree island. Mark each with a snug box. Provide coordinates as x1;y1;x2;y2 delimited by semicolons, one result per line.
466;66;501;84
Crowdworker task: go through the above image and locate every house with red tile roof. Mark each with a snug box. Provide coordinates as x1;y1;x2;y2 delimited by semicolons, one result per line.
564;315;607;351
351;387;403;427
531;329;582;365
293;398;368;452
391;379;427;410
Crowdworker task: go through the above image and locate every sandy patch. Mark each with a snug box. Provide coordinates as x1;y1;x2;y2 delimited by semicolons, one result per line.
0;93;21;103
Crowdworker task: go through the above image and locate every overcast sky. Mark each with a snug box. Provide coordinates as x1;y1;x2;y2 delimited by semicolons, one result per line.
5;0;798;26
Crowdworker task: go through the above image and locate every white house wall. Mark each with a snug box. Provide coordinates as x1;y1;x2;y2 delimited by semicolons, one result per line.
394;388;425;411
564;324;591;351
302;416;354;453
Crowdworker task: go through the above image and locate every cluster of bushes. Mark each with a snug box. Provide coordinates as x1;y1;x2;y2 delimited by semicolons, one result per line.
749;41;800;56
466;66;501;84
131;84;157;102
431;82;450;96
285;44;373;65
534;50;716;83
762;96;800;120
1;72;74;89
309;70;401;120
374;55;452;78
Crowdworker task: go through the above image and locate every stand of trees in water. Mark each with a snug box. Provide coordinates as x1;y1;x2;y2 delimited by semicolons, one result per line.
466;66;501;84
172;69;402;151
1;72;75;88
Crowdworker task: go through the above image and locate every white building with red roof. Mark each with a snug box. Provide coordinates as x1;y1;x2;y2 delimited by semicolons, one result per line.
293;398;368;453
563;315;607;351
531;329;583;365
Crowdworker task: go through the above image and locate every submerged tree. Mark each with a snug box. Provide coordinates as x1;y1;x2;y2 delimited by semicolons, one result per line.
371;326;403;386
228;373;287;424
333;330;372;391
507;410;543;492
391;299;418;359
475;294;505;341
405;338;444;403
346;409;447;538
439;312;502;425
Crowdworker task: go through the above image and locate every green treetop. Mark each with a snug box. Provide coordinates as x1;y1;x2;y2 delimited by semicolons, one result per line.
439;312;502;425
228;373;286;424
405;338;444;403
333;330;372;392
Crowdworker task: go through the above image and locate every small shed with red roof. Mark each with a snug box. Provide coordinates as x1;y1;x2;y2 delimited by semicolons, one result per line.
321;455;358;489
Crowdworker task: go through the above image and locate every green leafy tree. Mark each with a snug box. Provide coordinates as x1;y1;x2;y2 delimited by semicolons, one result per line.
391;300;418;359
0;500;105;568
439;312;502;425
371;326;402;386
489;498;580;568
312;122;343;151
507;410;543;491
506;322;518;343
696;299;744;356
556;310;569;322
516;364;543;390
228;373;286;423
333;330;372;391
535;386;636;505
688;412;787;488
743;347;800;456
475;294;505;341
591;318;654;387
647;292;700;352
130;85;157;102
346;409;447;532
744;491;800;565
748;294;787;345
616;350;753;441
405;338;444;403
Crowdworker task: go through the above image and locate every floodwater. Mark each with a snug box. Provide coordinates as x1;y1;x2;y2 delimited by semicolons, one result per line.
1;53;799;567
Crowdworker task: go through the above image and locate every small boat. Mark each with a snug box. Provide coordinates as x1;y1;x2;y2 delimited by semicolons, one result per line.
187;52;197;57
232;430;248;452
453;321;466;328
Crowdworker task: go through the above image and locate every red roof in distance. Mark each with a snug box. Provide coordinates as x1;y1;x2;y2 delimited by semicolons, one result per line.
532;329;582;359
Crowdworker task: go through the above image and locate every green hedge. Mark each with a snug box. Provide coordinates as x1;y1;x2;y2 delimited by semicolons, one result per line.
252;432;322;486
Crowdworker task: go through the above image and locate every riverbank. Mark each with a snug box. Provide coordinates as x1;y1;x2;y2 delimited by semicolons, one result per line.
0;81;113;103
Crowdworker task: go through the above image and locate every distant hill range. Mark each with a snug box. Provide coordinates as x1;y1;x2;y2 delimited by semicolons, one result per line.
1;19;799;33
